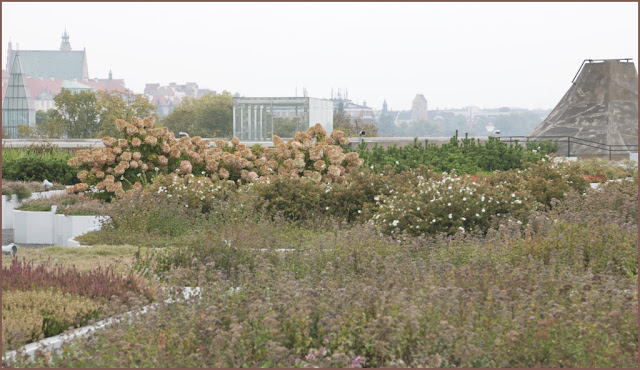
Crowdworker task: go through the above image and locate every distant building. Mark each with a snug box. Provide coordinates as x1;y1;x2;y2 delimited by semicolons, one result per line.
233;97;334;140
342;101;375;124
330;92;375;124
1;32;126;112
144;82;216;117
5;30;89;81
2;52;36;138
384;93;429;125
411;94;428;121
394;111;413;125
2;73;126;112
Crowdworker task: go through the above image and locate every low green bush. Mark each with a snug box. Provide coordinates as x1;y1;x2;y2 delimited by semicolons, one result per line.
2;154;79;185
373;171;533;237
576;158;638;180
353;133;557;174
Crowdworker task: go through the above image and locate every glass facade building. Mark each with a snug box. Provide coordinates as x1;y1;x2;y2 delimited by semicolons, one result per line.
2;53;35;138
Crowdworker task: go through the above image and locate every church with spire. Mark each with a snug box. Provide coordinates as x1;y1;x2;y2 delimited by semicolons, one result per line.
2;30;126;133
5;29;89;80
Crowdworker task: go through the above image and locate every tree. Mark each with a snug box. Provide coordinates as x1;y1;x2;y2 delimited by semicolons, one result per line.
17;124;37;138
35;109;63;138
40;89;156;139
162;91;233;138
96;90;157;137
377;112;396;136
36;110;50;125
332;102;351;133
48;89;101;138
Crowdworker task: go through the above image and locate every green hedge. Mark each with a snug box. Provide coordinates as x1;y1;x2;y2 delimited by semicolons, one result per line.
2;146;79;185
353;133;558;174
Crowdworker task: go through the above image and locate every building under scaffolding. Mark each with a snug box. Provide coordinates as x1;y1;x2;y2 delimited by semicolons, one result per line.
232;97;333;140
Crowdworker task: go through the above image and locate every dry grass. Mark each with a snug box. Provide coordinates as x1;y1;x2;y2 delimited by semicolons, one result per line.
2;245;149;274
2;290;103;351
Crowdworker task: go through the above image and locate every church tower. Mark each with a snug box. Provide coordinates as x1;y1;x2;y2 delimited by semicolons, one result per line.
6;40;12;71
60;29;71;51
411;94;428;122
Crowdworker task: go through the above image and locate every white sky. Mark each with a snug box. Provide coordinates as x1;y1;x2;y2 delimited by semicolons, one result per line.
2;2;638;111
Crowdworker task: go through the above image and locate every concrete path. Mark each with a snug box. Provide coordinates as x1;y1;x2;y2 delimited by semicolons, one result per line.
2;229;54;249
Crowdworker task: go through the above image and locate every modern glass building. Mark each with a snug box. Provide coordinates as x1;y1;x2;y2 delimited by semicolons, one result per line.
233;97;334;140
2;52;36;138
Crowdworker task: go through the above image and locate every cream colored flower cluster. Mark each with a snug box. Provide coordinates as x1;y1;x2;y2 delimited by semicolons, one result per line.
261;123;363;182
67;117;363;199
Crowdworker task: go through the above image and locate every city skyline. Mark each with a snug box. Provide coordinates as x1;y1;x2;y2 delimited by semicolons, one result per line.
2;2;638;111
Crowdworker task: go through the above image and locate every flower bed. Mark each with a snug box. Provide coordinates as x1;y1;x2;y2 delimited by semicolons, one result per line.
4;120;637;368
2;258;154;353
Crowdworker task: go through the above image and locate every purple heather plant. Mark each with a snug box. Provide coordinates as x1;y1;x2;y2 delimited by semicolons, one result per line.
2;258;154;303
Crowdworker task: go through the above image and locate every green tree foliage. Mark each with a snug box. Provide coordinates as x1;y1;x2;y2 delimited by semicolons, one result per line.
17;124;37;138
38;89;156;139
96;90;158;138
36;110;50;125
333;102;351;133
35;109;63;138
376;112;396;135
48;89;101;138
162;91;233;138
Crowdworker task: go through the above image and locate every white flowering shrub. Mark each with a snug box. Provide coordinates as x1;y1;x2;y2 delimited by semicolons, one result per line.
373;172;533;236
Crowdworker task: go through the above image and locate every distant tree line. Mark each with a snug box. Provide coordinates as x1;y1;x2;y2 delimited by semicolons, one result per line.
17;89;158;139
13;89;235;139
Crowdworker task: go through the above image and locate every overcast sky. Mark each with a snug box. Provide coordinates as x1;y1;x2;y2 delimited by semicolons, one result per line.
2;2;638;111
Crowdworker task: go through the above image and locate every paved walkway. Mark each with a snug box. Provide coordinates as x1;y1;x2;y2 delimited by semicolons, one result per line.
2;229;53;249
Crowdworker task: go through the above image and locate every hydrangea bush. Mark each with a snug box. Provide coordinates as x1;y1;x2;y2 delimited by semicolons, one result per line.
66;117;362;200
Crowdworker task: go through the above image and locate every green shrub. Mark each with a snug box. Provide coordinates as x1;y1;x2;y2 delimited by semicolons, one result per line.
373;171;533;237
353;133;556;174
2;145;78;184
487;160;589;209
576;158;638;180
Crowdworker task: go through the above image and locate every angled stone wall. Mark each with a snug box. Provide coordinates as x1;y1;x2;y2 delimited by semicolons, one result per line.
529;60;638;155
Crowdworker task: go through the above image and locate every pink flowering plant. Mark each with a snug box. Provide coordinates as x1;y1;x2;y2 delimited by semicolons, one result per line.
66;117;363;201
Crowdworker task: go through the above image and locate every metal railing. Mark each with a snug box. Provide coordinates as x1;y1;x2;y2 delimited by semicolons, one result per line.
498;135;638;160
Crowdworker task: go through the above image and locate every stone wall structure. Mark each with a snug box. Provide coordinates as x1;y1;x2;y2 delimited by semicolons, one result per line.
529;59;638;155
